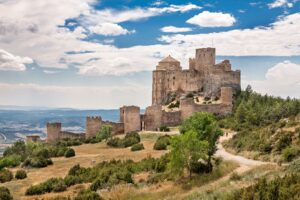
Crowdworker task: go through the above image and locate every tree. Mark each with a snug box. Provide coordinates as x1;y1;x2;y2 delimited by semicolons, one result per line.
180;112;223;172
168;130;208;179
97;125;112;141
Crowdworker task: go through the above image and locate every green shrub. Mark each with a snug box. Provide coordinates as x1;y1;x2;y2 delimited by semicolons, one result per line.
90;178;106;191
68;164;81;176
74;189;102;200
52;180;67;192
22;157;53;168
282;147;300;162
64;175;82;187
0;169;13;183
153;135;171;150
0;186;13;200
64;148;75;158
0;155;22;169
276;134;292;152
96;125;112;141
131;143;144;151
107;137;123;147
26;178;67;195
15;169;27;179
159;125;170;132
107;132;141;148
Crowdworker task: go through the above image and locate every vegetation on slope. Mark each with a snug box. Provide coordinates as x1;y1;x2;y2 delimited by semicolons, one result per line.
220;86;300;162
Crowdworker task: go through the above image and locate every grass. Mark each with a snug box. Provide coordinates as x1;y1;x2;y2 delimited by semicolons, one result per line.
2;134;167;200
100;160;239;200
183;164;282;200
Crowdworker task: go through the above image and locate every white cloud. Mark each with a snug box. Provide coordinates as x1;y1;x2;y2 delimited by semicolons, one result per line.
81;3;201;25
160;13;300;56
268;0;293;8
243;61;300;98
151;0;166;6
89;23;135;36
0;49;33;71
160;26;192;33
0;0;300;77
0;82;151;109
43;70;59;74
186;11;236;27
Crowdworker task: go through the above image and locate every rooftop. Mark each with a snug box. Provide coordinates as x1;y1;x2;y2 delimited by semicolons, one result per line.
159;55;180;63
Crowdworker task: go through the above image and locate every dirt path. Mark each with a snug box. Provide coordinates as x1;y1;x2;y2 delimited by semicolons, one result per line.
216;131;272;166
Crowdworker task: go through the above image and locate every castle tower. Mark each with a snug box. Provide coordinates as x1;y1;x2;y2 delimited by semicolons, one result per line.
195;48;216;72
156;55;181;71
47;122;62;142
86;117;102;138
221;87;233;105
120;106;141;133
152;70;166;105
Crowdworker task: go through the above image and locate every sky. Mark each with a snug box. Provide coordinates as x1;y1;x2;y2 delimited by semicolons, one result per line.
0;0;299;109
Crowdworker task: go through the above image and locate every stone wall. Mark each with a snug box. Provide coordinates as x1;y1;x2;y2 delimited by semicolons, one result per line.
102;121;125;135
86;116;102;138
60;131;85;139
162;110;181;127
26;135;41;143
180;98;232;120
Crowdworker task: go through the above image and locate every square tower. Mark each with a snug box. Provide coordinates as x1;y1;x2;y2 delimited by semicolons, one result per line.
195;48;216;72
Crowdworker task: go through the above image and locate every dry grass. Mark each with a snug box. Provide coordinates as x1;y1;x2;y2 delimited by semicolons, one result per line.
2;134;167;200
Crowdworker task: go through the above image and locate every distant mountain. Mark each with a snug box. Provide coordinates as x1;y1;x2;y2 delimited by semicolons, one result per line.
0;105;70;111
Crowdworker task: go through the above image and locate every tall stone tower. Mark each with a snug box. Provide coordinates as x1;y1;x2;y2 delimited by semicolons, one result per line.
120;106;141;133
86;117;102;138
195;48;215;72
47;122;62;142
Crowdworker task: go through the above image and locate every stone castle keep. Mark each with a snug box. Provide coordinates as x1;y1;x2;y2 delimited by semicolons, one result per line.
45;47;241;142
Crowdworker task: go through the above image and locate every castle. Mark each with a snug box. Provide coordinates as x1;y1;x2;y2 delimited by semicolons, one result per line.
44;47;241;142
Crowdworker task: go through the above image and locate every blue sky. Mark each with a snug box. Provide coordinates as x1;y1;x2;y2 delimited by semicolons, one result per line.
0;0;299;109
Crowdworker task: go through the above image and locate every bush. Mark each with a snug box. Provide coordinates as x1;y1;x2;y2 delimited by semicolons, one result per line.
282;147;300;162
107;137;123;147
0;155;22;170
131;143;144;151
26;178;67;195
0;186;13;200
22;157;53;168
107;132;141;148
90;178;106;191
15;169;27;179
74;189;102;200
159;125;170;132
276;134;292;152
68;164;81;176
64;148;75;158
64;175;82;187
153;135;171;150
0;169;13;183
